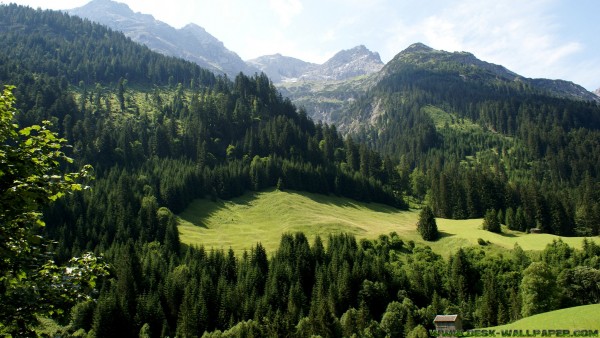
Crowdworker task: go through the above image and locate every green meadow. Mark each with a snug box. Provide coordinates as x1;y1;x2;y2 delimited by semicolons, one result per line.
487;304;600;332
178;189;418;255
178;189;600;255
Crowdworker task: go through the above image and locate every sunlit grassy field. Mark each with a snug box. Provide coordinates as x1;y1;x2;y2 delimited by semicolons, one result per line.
178;189;600;255
487;304;600;333
178;189;419;254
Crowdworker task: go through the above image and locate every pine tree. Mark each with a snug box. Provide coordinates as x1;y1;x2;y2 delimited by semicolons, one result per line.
483;209;502;233
417;206;438;241
505;207;515;230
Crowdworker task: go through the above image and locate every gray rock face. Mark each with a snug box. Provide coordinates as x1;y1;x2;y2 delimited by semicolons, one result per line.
530;79;600;102
246;54;317;83
249;45;384;84
300;45;384;82
594;88;600;97
69;0;257;77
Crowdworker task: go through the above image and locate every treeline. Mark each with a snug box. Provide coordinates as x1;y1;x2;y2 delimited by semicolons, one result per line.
52;233;600;337
352;59;600;235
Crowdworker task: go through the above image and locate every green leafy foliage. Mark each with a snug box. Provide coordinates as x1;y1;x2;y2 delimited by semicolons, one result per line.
407;324;429;338
0;86;108;336
520;262;559;317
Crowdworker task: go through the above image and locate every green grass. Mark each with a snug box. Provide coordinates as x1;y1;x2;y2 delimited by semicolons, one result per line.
487;304;600;333
434;218;600;252
178;189;419;254
422;105;481;131
177;189;600;255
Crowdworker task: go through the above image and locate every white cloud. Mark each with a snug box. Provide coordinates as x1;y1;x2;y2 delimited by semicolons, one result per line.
319;16;359;44
321;29;336;43
269;0;303;27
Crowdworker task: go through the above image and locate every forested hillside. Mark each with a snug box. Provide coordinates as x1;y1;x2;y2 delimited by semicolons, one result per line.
1;4;600;337
349;43;600;236
0;4;399;336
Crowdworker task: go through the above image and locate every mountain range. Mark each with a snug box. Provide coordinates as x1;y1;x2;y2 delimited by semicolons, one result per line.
68;0;383;82
248;45;384;83
339;43;600;134
68;0;599;125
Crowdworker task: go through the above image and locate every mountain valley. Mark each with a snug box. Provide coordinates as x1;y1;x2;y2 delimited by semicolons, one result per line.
2;2;600;337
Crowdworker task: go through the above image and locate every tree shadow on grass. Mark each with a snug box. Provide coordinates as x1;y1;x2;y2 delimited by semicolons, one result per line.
497;231;518;238
436;230;455;239
296;189;403;213
178;188;405;230
179;190;273;229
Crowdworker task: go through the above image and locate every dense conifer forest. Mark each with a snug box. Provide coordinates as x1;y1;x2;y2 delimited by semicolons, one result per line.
1;4;600;337
349;47;600;236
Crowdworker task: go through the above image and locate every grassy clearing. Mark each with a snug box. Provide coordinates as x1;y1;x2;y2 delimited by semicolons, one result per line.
422;105;481;131
178;189;419;255
434;218;599;252
487;304;600;332
178;189;600;255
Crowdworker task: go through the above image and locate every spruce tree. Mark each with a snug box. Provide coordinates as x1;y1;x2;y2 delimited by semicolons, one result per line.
483;209;502;233
417;206;438;241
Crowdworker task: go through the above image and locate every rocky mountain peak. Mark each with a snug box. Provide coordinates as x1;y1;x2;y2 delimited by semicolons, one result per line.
71;0;141;21
248;45;383;83
299;45;384;82
403;42;434;53
181;23;206;34
69;0;256;77
322;45;382;68
594;87;600;97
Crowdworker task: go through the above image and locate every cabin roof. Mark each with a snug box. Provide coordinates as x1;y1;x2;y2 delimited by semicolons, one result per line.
434;314;459;322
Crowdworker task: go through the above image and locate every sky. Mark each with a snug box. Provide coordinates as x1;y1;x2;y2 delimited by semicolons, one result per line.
5;0;600;90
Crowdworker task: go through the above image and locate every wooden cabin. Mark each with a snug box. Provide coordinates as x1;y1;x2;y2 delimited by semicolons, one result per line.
433;314;462;337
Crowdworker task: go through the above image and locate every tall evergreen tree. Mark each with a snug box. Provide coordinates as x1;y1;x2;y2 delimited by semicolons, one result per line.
417;206;439;241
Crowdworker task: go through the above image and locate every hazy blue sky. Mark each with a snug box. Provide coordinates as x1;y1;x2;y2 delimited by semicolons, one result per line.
6;0;600;90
